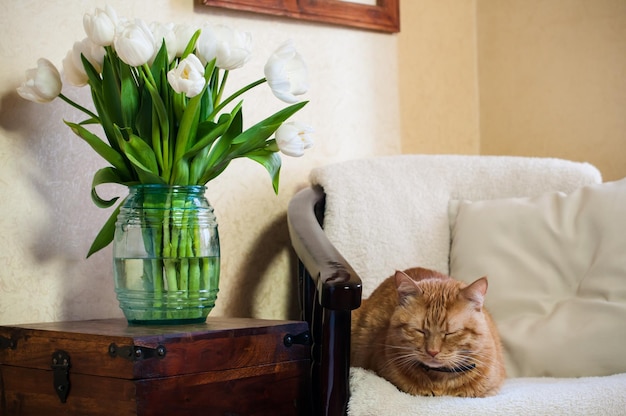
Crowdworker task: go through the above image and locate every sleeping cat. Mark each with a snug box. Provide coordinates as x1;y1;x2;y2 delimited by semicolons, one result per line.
351;267;505;397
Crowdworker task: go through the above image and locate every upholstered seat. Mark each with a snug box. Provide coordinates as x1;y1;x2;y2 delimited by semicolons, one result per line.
287;155;626;416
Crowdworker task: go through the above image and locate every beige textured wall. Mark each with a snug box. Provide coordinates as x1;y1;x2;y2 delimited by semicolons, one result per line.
4;0;624;326
477;0;626;181
0;1;400;325
399;0;481;154
398;0;626;179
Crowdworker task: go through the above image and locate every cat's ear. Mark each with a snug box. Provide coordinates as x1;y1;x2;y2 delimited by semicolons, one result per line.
460;277;488;310
395;270;423;303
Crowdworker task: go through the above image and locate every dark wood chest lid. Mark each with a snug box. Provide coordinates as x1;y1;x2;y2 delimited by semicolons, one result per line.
0;318;310;380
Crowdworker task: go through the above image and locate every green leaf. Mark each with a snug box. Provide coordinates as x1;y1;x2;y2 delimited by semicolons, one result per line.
87;202;121;258
173;92;203;162
101;57;124;127
199;159;232;185
89;89;120;152
265;139;279;152
135;87;153;140
190;146;210;185
199;60;217;123
81;55;123;154
135;168;167;185
140;69;169;150
81;55;103;92
221;103;243;142
231;101;308;149
64;121;131;178
121;133;159;175
181;29;201;59
198;107;242;172
78;118;100;126
150;40;169;80
171;158;190;185
246;150;282;194
90;167;129;208
185;113;232;159
119;63;139;128
206;77;266;121
199;81;215;123
137;66;171;180
209;64;221;107
119;132;166;184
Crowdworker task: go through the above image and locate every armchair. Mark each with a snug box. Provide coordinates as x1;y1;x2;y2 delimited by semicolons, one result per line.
287;155;626;416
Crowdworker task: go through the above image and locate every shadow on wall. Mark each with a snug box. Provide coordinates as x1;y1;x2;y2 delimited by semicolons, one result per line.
0;88;121;322
220;211;301;320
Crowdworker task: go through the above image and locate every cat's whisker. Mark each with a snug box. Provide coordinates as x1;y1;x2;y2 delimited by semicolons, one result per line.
381;350;429;373
379;343;418;352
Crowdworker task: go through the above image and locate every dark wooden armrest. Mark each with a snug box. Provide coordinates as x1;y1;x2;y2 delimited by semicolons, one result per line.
287;186;362;310
287;186;363;416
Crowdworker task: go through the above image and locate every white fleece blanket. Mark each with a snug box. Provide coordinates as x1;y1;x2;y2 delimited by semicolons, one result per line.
349;367;626;416
310;155;626;415
310;154;602;297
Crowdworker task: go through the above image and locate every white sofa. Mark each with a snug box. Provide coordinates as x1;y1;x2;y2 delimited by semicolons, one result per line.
289;154;626;416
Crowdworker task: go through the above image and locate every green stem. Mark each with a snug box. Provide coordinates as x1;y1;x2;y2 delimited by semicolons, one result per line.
139;64;170;180
188;217;201;292
207;78;266;121
215;70;229;108
58;93;100;121
178;205;189;292
152;106;164;175
163;190;178;291
105;46;122;86
151;223;164;295
141;63;158;90
138;192;166;316
189;259;200;291
201;258;210;290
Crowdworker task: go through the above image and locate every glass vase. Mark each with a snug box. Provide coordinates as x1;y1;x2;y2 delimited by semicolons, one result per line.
113;184;220;325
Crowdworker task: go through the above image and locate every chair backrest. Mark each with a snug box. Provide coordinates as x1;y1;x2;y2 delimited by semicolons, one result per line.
310;155;602;298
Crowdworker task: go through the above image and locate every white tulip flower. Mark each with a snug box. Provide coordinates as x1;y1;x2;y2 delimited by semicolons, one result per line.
173;24;199;58
62;38;105;86
167;54;206;98
275;121;314;157
196;24;252;70
264;40;308;104
62;49;87;86
17;58;62;103
83;5;118;46
114;19;156;67
150;21;177;64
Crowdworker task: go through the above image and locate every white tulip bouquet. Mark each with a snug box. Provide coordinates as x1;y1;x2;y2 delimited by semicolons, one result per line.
18;5;313;258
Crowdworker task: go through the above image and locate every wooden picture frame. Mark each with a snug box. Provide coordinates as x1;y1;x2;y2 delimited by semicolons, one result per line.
202;0;400;33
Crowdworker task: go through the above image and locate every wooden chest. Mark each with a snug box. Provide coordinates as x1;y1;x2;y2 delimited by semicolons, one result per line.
0;318;311;415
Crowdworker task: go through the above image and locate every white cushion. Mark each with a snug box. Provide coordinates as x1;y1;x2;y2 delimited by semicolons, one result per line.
449;178;626;378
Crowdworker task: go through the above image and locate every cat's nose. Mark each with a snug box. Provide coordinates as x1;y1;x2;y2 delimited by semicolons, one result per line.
427;349;440;357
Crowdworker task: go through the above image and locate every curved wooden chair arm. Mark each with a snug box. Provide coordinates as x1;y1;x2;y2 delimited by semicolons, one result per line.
288;186;362;310
287;186;363;416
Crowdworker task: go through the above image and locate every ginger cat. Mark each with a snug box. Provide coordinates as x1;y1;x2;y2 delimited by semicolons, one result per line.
351;267;505;397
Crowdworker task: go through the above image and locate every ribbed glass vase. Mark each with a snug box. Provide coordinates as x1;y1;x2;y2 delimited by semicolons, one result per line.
113;185;220;325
